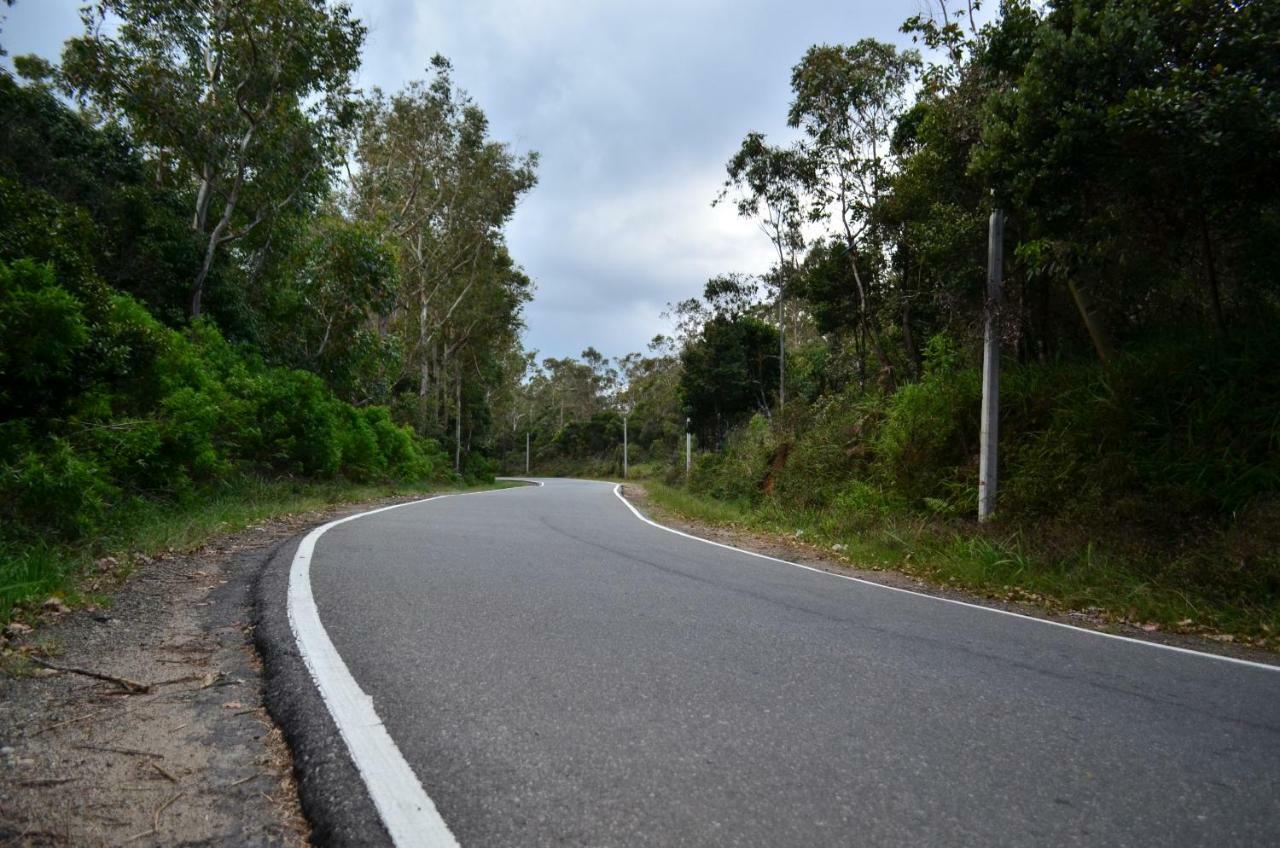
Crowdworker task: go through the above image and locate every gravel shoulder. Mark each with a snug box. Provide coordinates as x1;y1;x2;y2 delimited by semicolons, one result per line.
621;482;1280;669
0;496;428;846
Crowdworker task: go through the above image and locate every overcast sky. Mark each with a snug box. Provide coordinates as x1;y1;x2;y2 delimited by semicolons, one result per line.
2;0;922;361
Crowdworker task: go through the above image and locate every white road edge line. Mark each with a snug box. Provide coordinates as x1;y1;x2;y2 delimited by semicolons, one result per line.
287;483;538;848
611;483;1280;673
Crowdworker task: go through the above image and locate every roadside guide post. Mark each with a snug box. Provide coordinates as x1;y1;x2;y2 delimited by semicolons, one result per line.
979;205;1004;522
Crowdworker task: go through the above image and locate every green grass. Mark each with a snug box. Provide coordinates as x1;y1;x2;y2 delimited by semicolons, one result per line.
643;481;1279;649
0;475;512;624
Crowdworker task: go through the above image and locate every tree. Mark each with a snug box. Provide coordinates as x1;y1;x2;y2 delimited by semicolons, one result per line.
260;214;400;404
788;40;921;385
718;132;807;411
680;316;780;445
350;58;537;437
62;0;366;317
0;72;200;324
973;0;1280;354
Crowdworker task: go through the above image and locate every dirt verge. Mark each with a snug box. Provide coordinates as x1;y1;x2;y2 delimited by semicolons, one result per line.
0;495;427;846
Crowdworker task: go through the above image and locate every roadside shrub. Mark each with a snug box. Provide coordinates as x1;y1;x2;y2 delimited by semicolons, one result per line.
2;438;117;540
462;451;498;484
872;368;981;504
0;259;90;417
770;391;879;509
247;369;343;477
689;414;775;503
338;406;385;481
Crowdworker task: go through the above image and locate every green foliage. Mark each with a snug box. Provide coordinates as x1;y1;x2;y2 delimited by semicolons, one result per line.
680;315;781;445
687;415;776;503
61;0;368;317
873;367;981;503
0;74;200;322
0;254;452;552
0;260;90;414
5;439;116;540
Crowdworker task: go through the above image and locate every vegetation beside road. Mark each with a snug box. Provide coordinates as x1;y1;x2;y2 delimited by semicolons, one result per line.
1;3;531;622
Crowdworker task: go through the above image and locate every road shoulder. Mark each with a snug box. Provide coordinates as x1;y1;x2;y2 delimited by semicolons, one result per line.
0;496;430;846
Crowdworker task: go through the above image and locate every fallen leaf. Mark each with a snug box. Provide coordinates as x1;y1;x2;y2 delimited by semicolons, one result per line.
4;622;32;638
222;701;244;710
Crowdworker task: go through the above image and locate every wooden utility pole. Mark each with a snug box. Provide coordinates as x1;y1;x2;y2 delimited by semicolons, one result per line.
979;208;1004;522
525;430;530;475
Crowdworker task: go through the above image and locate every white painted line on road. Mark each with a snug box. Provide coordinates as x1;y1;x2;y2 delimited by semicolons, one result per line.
612;484;1280;673
287;483;540;847
289;496;458;847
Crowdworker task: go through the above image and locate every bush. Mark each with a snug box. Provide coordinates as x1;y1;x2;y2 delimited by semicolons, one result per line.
0;259;91;417
2;438;117;540
0;254;455;561
247;369;343;477
872;368;981;504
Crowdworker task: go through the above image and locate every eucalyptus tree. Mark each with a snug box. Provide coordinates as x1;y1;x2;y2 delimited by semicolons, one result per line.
350;56;537;434
718;132;807;410
261;214;401;404
61;0;366;318
787;40;920;386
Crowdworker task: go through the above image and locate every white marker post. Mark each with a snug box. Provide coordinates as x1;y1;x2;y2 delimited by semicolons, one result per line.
979;208;1004;522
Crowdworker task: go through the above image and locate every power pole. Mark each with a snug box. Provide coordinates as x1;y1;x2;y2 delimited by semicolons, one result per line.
979;207;1004;522
525;430;530;476
685;418;692;482
622;414;629;479
778;288;785;412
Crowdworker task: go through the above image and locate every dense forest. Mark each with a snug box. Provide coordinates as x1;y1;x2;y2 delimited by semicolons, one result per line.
0;1;537;616
501;0;1280;639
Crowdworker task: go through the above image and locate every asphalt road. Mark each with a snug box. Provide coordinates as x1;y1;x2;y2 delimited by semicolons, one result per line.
298;478;1280;847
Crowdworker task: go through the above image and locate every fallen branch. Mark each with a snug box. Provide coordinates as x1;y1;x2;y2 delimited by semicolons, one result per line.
75;744;164;759
33;709;102;735
16;777;78;787
154;791;183;831
29;657;150;694
151;761;179;784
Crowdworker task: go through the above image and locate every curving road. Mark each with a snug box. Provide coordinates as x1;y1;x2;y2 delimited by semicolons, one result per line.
285;478;1280;847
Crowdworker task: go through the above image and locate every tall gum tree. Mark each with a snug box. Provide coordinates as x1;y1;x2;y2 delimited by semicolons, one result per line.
62;0;365;317
718;132;807;412
788;40;921;387
350;57;536;437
